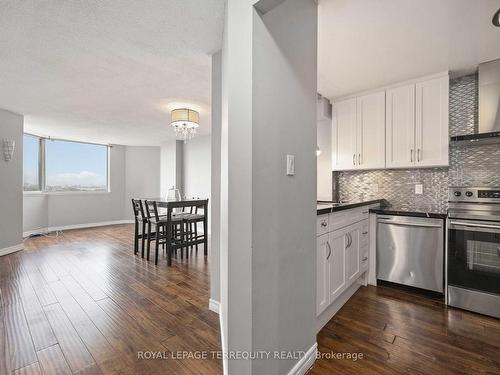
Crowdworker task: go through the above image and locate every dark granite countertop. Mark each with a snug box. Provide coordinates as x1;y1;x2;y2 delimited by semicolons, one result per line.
317;199;384;215
369;204;447;219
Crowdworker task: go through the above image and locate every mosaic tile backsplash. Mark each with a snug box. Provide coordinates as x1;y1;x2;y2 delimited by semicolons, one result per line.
337;74;500;213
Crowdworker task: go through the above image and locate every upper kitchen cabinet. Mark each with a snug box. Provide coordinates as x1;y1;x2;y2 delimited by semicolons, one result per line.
332;91;385;171
386;73;449;168
386;84;416;168
415;75;449;167
332;98;357;170
356;91;386;169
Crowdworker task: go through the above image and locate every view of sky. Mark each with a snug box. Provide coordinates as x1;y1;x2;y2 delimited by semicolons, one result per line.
23;135;108;191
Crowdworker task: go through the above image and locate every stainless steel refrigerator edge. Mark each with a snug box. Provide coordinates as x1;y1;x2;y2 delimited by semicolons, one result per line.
377;215;444;293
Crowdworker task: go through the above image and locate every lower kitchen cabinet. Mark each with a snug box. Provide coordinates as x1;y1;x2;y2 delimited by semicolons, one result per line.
345;224;361;286
316;212;371;317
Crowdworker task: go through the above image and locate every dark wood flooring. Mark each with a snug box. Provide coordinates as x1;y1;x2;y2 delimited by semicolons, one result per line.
2;225;499;374
0;224;221;375
310;284;500;374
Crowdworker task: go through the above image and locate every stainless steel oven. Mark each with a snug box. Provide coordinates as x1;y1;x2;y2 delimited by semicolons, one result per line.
447;187;500;319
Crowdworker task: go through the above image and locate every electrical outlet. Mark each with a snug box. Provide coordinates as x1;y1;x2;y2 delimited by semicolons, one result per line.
415;184;423;195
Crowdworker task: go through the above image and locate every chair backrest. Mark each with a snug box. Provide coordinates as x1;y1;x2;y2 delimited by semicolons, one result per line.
131;199;141;220
144;200;160;222
168;199;208;216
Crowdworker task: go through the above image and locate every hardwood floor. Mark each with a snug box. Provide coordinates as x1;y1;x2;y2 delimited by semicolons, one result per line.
0;224;222;375
310;284;500;375
3;225;500;375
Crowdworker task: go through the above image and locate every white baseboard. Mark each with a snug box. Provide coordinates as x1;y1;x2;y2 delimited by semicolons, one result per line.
23;219;134;238
0;243;24;257
209;298;220;314
219;309;227;374
288;342;317;375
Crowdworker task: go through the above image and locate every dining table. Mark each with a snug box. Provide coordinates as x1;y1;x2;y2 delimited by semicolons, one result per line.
141;198;208;266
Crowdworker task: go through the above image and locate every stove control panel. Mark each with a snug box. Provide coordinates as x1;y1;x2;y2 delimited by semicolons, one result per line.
449;187;500;203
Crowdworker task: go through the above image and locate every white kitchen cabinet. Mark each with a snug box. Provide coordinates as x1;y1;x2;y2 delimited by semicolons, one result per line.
332;98;357;170
415;76;449;167
356;91;386;169
328;227;347;302
332;92;385;171
316;233;330;316
334;72;449;171
386;84;416;168
345;225;361;287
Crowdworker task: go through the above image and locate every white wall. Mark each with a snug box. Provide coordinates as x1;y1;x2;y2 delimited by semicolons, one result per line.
211;51;222;305
0;108;24;253
124;146;161;219
160;140;183;198
183;135;211;200
220;0;317;373
317;118;332;200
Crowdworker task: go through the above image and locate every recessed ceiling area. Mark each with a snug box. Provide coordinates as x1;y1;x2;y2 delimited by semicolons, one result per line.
318;0;500;100
0;0;224;146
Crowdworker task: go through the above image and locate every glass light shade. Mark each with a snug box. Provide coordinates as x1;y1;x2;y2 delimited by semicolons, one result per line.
170;108;200;142
171;108;199;129
494;8;500;27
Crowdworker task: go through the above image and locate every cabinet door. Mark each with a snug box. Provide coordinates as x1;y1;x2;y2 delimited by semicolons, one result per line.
332;98;357;171
346;225;361;287
316;233;330;316
415;76;449;167
329;228;347;303
356;91;386;170
386;84;416;168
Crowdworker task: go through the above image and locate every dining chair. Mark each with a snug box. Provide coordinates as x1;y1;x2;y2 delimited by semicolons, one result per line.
131;199;147;256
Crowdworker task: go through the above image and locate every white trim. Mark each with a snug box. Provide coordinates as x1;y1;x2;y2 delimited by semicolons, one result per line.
209;298;220;314
287;342;317;375
0;243;24;257
23;220;134;238
219;309;227;375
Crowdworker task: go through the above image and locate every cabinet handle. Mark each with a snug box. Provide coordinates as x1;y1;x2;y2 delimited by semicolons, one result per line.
321;221;327;227
353;154;356;166
410;149;414;163
362;256;368;261
326;241;332;260
358;153;361;165
417;148;421;162
346;233;352;248
362;231;368;235
345;234;349;249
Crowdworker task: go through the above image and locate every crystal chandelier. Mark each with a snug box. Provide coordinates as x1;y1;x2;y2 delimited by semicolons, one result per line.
170;108;199;142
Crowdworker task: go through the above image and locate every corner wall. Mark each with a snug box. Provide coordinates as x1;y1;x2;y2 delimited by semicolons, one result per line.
0;109;23;254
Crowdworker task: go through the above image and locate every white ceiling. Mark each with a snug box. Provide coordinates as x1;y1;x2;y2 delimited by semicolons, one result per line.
0;0;224;146
318;0;500;100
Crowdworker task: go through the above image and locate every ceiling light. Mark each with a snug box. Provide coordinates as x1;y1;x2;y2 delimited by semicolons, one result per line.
493;8;500;27
171;108;199;142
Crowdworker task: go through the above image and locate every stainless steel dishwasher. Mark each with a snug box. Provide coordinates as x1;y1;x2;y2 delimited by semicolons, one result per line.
377;215;444;293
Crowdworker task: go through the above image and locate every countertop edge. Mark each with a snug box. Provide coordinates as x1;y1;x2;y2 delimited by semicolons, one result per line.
317;199;384;215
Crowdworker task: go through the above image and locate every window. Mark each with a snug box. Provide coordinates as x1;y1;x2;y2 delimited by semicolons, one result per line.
45;140;108;192
23;134;109;193
23;134;41;191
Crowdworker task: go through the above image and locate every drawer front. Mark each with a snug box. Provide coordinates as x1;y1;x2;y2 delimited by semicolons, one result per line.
360;219;369;246
317;215;329;236
330;207;370;230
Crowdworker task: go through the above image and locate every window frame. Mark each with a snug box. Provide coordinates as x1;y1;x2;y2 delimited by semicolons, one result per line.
23;133;110;195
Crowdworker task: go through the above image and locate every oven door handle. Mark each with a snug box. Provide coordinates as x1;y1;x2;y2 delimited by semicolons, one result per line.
450;221;500;230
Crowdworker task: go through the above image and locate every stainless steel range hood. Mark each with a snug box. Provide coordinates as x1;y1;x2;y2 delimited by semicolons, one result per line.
451;59;500;145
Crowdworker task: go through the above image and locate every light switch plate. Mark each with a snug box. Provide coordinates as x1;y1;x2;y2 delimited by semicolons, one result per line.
286;154;295;176
415;184;423;194
371;183;379;193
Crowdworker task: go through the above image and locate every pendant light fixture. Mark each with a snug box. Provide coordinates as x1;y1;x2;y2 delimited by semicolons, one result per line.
170;108;200;142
